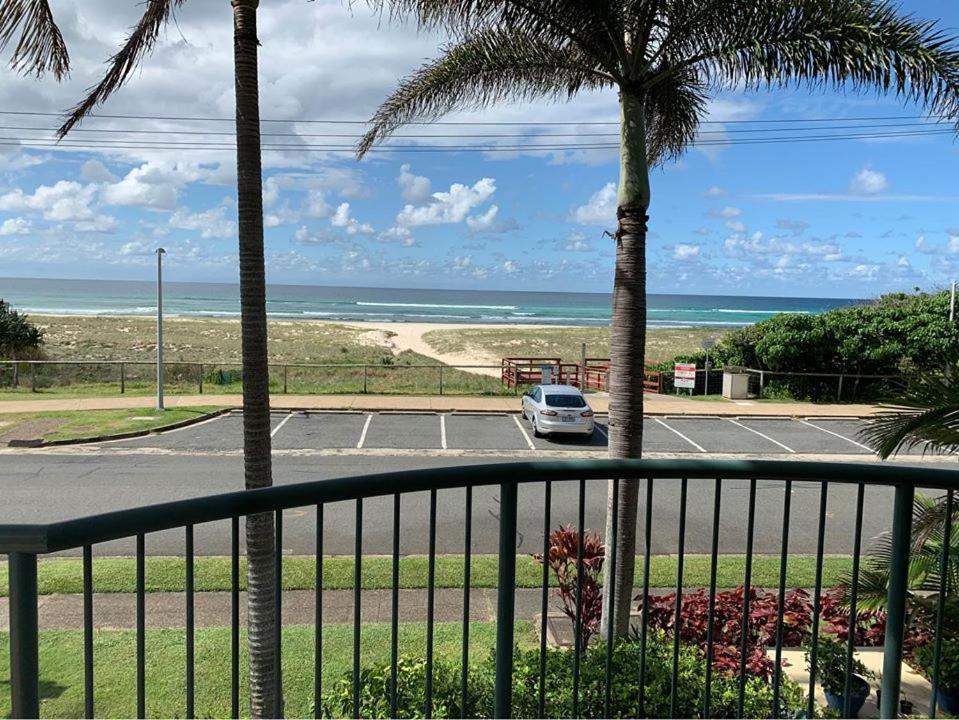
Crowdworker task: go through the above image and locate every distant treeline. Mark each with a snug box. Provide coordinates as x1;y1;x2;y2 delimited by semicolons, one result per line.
662;290;959;401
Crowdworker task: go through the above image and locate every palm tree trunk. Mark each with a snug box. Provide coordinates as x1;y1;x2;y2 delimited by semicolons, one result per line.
231;1;277;716
601;90;651;639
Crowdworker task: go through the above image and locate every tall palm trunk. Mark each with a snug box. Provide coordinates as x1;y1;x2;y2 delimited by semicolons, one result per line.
231;0;277;716
602;90;651;639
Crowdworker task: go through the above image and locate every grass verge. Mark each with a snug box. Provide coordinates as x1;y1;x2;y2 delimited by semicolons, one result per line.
0;406;225;443
0;555;853;596
0;621;532;718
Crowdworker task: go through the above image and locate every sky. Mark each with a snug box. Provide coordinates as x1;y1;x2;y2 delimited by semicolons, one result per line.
0;0;958;299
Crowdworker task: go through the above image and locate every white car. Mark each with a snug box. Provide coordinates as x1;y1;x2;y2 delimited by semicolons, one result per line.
521;384;595;438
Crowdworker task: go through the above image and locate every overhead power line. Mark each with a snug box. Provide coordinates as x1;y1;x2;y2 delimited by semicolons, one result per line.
0;109;948;126
0;120;947;139
0;126;953;153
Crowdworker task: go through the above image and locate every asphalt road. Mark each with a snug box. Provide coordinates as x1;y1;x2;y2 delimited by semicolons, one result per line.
0;446;913;559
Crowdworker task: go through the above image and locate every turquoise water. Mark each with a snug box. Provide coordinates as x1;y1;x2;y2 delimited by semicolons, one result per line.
0;277;862;328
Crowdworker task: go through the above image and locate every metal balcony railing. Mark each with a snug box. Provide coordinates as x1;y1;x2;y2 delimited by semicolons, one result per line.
1;459;957;718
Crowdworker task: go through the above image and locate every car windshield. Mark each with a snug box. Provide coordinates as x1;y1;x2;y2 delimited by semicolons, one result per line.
545;394;586;408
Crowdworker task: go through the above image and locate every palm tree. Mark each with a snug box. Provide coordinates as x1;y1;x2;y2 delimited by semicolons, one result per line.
358;0;959;637
1;1;278;714
855;369;959;609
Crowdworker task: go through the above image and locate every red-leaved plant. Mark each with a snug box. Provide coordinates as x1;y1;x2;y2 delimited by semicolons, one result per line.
533;524;605;649
638;587;902;681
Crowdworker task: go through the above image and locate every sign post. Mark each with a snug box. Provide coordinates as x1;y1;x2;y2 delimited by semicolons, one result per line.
701;337;717;395
674;362;696;395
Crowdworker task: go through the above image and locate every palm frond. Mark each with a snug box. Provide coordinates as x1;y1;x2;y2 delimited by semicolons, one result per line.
369;0;625;78
655;0;959;127
643;65;706;165
356;28;614;156
57;0;186;137
0;0;69;79
859;371;959;458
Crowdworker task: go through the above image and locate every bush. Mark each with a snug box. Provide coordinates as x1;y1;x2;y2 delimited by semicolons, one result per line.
533;525;604;648
666;290;959;401
0;299;44;359
639;586;890;682
914;636;959;692
320;634;807;719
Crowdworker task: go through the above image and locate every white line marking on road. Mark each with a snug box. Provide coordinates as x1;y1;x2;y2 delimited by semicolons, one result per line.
356;414;373;449
593;423;608;440
270;412;294;439
512;415;536;451
799;419;873;452
440;414;448;450
726;418;795;453
653;417;706;453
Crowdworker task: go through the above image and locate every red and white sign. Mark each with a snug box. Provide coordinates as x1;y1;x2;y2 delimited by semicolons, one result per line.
674;362;697;389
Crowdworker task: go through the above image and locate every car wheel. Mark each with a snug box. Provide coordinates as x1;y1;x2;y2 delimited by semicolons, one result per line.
532;418;543;438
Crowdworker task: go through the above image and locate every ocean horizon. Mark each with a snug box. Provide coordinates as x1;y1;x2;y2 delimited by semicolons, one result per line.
1;277;865;328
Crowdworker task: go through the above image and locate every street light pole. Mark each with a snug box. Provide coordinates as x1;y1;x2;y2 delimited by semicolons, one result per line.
156;248;166;411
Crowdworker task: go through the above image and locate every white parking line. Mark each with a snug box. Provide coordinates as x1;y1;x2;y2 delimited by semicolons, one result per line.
799;419;873;452
593;423;608;440
726;418;795;453
270;412;294;439
440;414;448;450
512;415;536;451
356;414;373;449
653;417;706;453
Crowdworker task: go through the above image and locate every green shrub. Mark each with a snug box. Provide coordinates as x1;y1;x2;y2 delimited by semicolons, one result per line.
914;636;959;692
320;633;807;718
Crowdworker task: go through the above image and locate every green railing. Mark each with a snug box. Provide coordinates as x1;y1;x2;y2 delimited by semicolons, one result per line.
2;459;958;718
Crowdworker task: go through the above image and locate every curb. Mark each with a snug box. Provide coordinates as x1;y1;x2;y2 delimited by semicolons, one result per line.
8;408;232;448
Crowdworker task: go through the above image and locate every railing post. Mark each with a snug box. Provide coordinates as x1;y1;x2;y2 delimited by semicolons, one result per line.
494;480;517;718
120;362;126;394
880;482;915;719
837;374;844;402
439;367;444;396
30;363;36;393
283;365;288;394
9;552;40;719
198;363;204;394
363;365;368;394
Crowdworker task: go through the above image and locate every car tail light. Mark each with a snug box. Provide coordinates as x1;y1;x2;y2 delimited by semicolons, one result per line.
580;410;594;418
539;409;558;416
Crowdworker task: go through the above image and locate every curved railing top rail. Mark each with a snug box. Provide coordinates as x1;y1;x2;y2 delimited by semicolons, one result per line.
2;458;957;554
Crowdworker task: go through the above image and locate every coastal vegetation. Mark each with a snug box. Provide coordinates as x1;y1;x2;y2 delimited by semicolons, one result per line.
666;290;959;401
0;300;44;360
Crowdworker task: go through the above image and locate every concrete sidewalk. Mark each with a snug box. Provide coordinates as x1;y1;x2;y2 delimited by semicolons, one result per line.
0;392;882;417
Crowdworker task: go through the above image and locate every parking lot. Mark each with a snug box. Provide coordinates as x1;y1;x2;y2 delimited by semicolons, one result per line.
102;409;900;456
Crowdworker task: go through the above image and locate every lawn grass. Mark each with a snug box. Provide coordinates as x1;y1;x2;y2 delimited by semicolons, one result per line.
422;326;726;365
0;621;532;718
0;406;225;442
0;554;853;597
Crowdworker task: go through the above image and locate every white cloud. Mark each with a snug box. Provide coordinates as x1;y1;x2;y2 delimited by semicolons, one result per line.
80;159;118;183
397;164;432;203
570;182;616;226
397;178;496;227
377;226;417;246
501;260;519;274
725;220;746;233
169;205;237;239
0;181;109;226
293;225;337;245
717;206;742;218
564;235;592;252
849;167;888;195
673;243;700;260
0;218;31;235
304;189;332;218
703;186;724;197
465;204;518;234
102;162;203;211
330;202;374;235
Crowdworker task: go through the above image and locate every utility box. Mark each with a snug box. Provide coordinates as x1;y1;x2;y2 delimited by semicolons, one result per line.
722;368;750;399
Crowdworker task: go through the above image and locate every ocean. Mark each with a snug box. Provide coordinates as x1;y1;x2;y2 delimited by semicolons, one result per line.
0;277;863;328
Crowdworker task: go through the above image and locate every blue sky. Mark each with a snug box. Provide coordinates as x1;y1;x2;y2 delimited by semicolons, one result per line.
0;0;958;299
